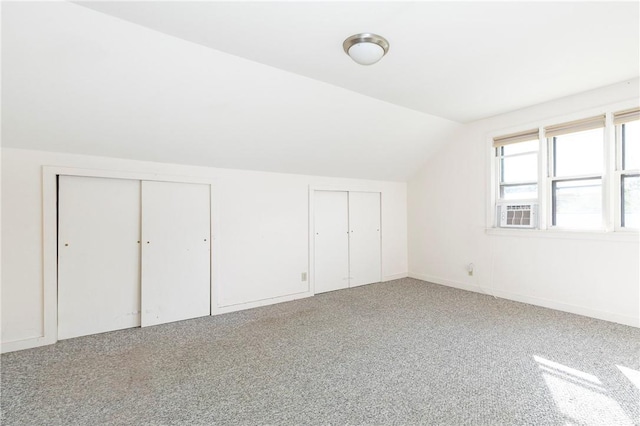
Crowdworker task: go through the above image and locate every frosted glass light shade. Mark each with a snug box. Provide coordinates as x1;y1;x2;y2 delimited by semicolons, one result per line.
343;33;389;66
348;43;385;65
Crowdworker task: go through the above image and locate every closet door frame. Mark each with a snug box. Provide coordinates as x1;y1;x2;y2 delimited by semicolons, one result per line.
38;166;219;350
309;185;384;296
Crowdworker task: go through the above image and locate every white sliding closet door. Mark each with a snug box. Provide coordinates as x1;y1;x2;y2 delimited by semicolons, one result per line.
141;181;211;327
314;191;350;294
348;192;381;287
58;176;141;340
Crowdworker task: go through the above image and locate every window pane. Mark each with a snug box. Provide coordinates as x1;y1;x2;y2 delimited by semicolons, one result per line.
622;174;640;228
553;179;602;229
501;184;538;200
623;121;640;170
553;128;603;177
502;139;538;156
501;153;537;183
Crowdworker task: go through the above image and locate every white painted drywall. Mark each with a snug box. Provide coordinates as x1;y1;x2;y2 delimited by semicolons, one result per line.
78;1;640;123
1;1;458;182
1;148;408;348
408;80;640;327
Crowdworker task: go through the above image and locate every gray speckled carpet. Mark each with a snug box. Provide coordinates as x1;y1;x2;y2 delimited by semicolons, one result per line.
2;278;639;425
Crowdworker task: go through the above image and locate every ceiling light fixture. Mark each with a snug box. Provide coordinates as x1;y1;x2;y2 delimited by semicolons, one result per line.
343;33;389;66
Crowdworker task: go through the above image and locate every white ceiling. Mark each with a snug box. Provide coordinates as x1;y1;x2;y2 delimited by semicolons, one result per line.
2;2;638;181
2;1;458;181
77;1;640;123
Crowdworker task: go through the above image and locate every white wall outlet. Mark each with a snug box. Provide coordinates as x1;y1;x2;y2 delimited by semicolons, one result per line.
301;272;307;281
467;263;474;276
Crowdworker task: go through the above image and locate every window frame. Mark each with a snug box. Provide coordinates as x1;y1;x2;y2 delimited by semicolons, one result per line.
493;133;542;229
546;125;607;231
487;101;639;235
615;119;640;231
495;141;539;202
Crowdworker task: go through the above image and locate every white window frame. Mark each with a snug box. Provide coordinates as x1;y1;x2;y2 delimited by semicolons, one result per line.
615;118;640;231
487;100;639;237
495;141;539;202
546;122;608;232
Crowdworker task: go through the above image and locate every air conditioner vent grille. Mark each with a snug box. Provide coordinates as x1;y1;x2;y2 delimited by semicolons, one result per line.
498;203;538;228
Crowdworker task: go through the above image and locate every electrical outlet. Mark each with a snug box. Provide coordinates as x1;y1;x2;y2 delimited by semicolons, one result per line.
467;263;474;276
301;272;307;281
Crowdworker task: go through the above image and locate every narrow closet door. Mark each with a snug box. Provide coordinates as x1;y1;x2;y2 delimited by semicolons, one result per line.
348;191;382;287
58;176;141;340
314;191;350;294
141;181;211;327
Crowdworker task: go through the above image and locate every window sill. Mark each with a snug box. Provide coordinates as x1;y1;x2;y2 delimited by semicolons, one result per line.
485;227;639;243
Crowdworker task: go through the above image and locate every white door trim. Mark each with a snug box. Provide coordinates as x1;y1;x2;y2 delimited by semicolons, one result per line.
309;185;384;296
24;166;219;352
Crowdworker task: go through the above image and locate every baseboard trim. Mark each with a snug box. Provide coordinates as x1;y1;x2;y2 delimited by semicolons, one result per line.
383;272;409;282
409;272;485;294
215;291;314;315
408;272;639;328
1;335;56;354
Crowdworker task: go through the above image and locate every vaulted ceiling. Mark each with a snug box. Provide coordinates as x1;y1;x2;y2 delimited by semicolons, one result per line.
76;1;640;122
2;2;638;180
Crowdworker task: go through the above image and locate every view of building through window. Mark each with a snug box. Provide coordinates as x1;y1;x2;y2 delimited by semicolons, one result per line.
494;108;639;231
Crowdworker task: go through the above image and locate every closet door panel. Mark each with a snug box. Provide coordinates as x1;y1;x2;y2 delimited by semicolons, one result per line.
141;181;211;327
58;176;141;340
348;192;382;287
314;191;350;294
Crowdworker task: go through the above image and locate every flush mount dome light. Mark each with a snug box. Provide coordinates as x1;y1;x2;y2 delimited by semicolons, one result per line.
343;33;389;65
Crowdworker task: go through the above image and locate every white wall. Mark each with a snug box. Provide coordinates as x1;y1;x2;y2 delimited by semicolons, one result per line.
408;80;640;327
1;148;408;351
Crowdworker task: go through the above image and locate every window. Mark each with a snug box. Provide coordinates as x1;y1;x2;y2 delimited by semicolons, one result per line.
547;116;605;229
491;107;640;233
494;130;539;202
616;108;640;229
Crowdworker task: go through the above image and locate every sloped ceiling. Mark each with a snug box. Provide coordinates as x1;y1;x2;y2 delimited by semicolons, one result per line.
77;1;639;123
2;2;638;181
2;1;458;181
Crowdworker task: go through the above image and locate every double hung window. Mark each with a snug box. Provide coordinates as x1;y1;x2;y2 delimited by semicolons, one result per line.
494;129;539;202
615;108;640;229
546;115;605;229
492;107;639;232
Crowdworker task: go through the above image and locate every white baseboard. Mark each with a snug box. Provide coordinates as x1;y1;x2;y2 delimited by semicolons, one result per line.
408;272;639;328
214;290;314;315
409;272;485;293
383;272;409;282
2;292;315;353
8;272;634;354
1;335;56;354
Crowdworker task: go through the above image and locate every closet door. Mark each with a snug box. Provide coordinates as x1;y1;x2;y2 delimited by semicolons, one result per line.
58;176;141;340
141;181;211;327
314;191;350;294
348;192;381;287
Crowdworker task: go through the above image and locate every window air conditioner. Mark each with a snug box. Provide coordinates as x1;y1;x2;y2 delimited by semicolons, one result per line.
498;203;538;228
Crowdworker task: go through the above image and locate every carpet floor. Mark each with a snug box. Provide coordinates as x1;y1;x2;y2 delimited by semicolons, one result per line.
2;278;639;425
